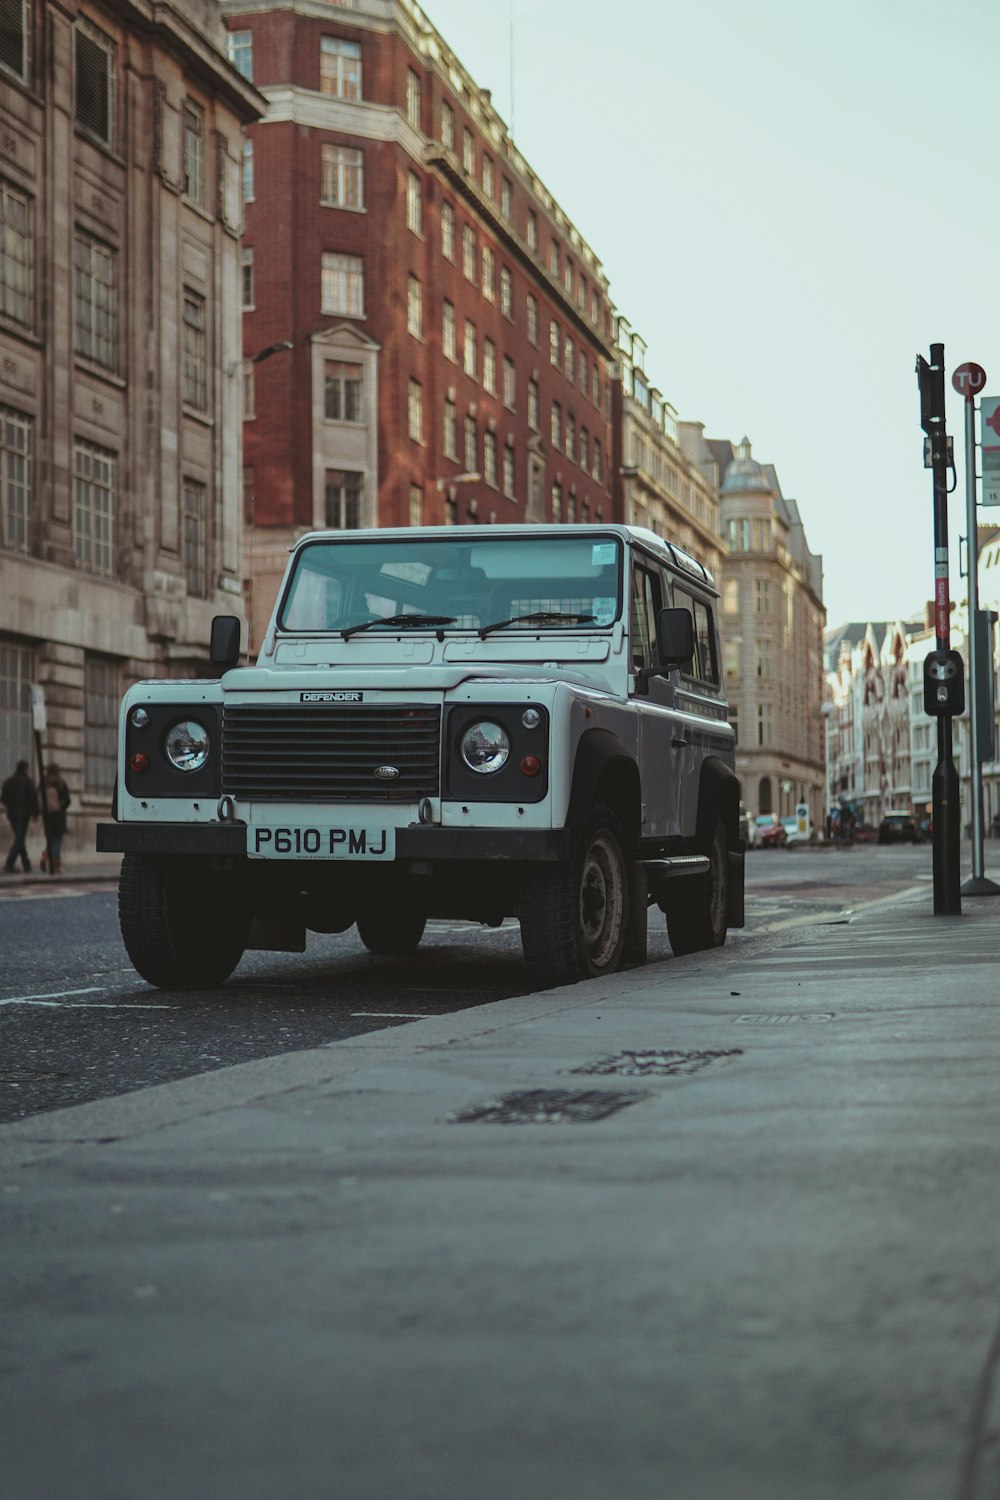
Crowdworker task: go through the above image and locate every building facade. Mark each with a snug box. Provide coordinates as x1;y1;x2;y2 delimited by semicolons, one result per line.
220;0;617;648
714;438;826;826
0;0;260;860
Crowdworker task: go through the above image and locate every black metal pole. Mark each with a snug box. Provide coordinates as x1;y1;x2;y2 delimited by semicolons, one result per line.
925;343;961;914
33;728;55;878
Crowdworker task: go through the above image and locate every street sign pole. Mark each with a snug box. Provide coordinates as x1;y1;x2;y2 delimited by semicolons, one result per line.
917;343;961;915
954;363;1000;895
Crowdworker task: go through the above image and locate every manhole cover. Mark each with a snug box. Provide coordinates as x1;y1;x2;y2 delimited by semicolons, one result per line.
449;1088;648;1125
571;1049;742;1078
0;1068;70;1082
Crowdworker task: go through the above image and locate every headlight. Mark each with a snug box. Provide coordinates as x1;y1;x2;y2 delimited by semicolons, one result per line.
460;720;510;774
164;720;210;773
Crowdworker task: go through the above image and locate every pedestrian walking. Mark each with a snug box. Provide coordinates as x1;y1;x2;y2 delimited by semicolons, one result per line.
38;763;72;874
1;759;39;873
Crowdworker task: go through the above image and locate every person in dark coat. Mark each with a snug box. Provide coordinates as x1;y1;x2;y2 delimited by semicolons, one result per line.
39;763;72;874
1;760;39;873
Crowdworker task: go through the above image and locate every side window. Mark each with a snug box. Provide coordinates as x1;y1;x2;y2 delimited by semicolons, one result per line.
673;586;719;684
630;561;662;675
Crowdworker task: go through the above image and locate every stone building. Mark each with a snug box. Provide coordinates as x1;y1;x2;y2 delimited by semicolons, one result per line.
0;0;260;861
712;437;825;826
220;0;617;649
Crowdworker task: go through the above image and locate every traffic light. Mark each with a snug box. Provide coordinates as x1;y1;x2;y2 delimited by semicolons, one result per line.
923;649;964;717
916;351;946;435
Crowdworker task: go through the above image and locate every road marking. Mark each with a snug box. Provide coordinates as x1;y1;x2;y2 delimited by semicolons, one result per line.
351;1011;426;1018
0;986;104;1004
0;987;175;1010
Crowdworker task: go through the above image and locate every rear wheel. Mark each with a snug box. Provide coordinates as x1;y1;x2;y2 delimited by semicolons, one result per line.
356;904;427;956
119;853;249;989
519;806;630;988
664;819;729;956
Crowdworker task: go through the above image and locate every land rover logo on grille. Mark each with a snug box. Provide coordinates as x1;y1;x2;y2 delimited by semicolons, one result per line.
374;766;400;781
300;691;363;703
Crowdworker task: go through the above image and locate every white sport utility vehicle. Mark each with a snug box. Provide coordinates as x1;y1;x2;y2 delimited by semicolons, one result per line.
99;525;744;989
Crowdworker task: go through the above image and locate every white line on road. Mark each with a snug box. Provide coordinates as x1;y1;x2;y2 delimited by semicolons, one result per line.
0;987;176;1009
0;986;104;1004
351;1011;427;1018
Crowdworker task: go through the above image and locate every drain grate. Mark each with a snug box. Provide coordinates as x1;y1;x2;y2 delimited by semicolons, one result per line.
449;1088;648;1125
571;1048;742;1078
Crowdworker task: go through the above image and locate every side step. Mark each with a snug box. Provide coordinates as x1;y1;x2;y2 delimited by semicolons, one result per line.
640;855;710;880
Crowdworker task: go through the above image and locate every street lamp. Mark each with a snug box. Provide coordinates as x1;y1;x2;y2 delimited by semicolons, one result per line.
821;701;833;839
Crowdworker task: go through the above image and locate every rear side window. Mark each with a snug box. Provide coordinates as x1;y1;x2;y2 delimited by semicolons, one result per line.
673;585;719;685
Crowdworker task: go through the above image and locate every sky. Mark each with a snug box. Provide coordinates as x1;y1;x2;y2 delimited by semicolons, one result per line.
422;0;1000;628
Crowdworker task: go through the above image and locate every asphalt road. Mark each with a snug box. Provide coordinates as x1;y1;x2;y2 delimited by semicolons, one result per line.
0;843;931;1123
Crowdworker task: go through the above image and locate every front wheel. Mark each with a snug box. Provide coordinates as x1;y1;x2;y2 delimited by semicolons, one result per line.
664;819;729;956
118;853;249;989
519;806;630;988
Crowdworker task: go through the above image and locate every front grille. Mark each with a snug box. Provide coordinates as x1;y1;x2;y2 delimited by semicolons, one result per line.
222;704;441;801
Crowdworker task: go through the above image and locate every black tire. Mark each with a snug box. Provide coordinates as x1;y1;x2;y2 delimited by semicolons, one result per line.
118;853;249;989
519;806;630;988
664;818;729;957
356;905;427;956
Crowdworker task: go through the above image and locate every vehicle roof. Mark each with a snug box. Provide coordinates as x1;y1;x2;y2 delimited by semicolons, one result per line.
289;524;716;589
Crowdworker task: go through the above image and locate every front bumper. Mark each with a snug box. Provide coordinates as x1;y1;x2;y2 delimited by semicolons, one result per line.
96;822;573;862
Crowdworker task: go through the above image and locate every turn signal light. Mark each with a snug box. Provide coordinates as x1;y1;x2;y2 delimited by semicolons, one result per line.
129;752;150;773
520;755;542;777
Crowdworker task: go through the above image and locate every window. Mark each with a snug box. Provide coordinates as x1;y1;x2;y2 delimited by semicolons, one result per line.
462;127;474;173
241;247;254;308
85;656;117;799
464;415;477;473
501;178;512;220
753;517;772;551
444;494;457;526
0;406;31;553
500;266;513;319
321;144;363;208
407;274;422;337
483;338;496;395
406;68;420;128
183;100;204;204
0;179;31;326
242;140;254;204
755;579;772;613
442;299;456;360
1;0;28;78
0;641;33;771
325;469;362;529
503;440;515;499
443;398;457;460
526;210;537;251
75;19;115;145
227;30;253;80
566;411;575;462
528;376;539;432
242;360;255;420
73;439;115;576
482;154;494;198
181;290;206;408
592;439;602;481
579;427;588;473
591;363;599;405
526;294;538;346
756;639;773;679
672;588;719;684
182;479;207;597
757;703;773;747
723;641;740;679
549;320;559;367
502;356;515;410
462;225;476;282
551;479;562;522
550;402;562;450
441;100;454;149
406;171;422;234
484;430;497;488
722;578;739;613
441;201;455;260
549;240;559;275
564;339;574;384
630;563;663;675
463;320;477;379
320;36;361;100
407;378;423;442
321;252;364;316
74;233;116;370
726;517;750;551
481;245;495;301
324;360;362;422
578;352;587;395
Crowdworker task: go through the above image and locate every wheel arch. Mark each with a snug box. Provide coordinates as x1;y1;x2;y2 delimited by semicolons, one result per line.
566;728;641;847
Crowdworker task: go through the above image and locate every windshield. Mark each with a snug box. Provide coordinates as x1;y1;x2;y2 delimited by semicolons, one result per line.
279;535;623;634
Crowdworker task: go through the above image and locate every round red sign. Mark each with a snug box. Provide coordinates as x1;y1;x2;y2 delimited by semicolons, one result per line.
952;362;987;399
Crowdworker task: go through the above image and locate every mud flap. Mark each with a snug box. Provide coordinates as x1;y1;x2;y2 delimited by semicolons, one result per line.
727;843;746;928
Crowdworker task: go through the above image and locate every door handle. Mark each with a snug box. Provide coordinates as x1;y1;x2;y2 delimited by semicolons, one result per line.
672;736;688;748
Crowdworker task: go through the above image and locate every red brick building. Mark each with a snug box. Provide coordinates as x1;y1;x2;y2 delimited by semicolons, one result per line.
221;0;616;644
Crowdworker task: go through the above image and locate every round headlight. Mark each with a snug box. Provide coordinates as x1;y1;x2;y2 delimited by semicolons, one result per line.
460;720;510;774
164;720;210;773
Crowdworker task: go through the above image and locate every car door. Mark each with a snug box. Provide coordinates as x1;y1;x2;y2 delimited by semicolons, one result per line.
669;581;731;837
628;553;683;838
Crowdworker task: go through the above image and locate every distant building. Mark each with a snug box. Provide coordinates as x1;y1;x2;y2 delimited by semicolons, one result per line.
0;0;260;859
220;0;617;648
713;437;825;826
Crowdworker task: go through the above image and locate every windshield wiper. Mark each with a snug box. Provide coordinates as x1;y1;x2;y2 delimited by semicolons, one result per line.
341;613;457;640
478;610;596;640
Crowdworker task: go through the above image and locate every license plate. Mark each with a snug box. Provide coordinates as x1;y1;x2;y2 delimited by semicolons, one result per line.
248;825;395;860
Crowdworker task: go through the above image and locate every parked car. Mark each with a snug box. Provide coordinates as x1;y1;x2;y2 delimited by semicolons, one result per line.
878;812;918;844
755;814;787;849
781;815;810;846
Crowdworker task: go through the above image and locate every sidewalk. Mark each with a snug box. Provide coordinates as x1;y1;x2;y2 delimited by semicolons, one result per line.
3;881;1000;1499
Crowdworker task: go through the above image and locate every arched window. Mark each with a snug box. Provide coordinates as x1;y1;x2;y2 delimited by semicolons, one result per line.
759;775;773;815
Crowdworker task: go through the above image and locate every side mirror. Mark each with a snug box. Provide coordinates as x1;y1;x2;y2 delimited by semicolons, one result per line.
210;615;241;674
655;607;695;669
